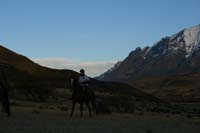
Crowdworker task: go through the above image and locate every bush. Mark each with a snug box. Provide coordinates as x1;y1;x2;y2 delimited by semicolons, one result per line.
59;106;68;111
96;98;112;114
32;109;40;114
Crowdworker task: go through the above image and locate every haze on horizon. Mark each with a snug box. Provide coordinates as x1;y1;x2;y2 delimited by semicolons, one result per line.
0;0;200;77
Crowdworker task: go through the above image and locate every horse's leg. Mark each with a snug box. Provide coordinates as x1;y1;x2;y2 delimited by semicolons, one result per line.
2;101;6;113
91;98;97;115
70;102;75;117
80;102;83;118
90;92;97;115
5;101;10;117
86;102;92;118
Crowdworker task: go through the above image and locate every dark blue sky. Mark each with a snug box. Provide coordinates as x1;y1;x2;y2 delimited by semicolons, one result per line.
0;0;200;60
0;0;200;61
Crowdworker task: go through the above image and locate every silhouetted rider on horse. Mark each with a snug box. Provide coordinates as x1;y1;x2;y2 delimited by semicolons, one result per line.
79;69;90;95
69;69;90;100
69;69;96;117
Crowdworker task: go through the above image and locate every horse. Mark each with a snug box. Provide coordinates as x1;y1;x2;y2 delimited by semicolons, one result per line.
69;76;96;118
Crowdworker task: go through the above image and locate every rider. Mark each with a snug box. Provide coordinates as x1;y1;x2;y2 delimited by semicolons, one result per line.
79;69;90;93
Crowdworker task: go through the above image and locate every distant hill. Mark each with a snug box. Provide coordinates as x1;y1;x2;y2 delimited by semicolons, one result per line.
0;45;77;79
0;45;78;99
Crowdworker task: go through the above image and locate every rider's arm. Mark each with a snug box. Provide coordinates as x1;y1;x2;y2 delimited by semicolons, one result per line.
79;76;90;84
85;76;90;84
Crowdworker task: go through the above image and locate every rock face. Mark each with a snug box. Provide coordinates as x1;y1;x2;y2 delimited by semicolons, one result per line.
98;24;200;82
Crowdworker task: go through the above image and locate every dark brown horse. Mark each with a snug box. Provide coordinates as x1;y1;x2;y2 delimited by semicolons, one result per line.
69;76;96;118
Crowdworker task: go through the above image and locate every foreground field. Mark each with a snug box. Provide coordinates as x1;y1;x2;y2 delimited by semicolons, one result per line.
0;106;200;133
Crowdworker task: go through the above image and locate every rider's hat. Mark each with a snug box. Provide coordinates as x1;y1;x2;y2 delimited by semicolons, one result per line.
80;69;85;73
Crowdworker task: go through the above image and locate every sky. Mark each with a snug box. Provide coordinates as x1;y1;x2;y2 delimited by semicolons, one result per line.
0;0;200;77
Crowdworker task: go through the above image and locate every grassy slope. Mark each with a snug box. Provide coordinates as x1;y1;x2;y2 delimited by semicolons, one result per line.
0;45;78;99
131;73;200;102
0;45;77;79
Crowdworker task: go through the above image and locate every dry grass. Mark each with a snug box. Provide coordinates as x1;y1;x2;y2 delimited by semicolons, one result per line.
0;106;200;133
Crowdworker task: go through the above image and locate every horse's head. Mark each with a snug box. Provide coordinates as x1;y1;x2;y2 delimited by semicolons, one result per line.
70;75;74;87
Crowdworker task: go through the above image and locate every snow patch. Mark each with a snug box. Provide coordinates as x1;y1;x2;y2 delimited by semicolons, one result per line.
183;25;200;56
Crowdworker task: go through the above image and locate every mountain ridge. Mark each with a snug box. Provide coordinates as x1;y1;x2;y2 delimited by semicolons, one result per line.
98;24;200;81
97;24;200;101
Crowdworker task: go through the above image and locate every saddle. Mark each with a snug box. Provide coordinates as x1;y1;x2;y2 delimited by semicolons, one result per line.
71;85;91;101
80;85;90;98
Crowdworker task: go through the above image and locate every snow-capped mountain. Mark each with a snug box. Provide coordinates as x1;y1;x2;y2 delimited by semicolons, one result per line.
97;61;122;80
98;24;200;81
